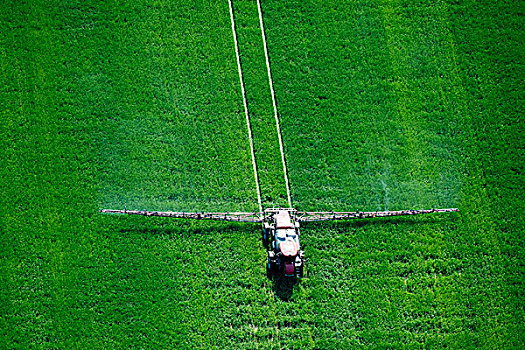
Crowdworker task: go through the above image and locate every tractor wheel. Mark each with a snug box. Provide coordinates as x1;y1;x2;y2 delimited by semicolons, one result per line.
262;231;269;248
296;265;304;278
295;253;305;278
266;260;273;279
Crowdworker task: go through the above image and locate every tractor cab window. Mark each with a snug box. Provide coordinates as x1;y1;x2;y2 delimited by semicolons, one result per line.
285;229;296;239
277;229;297;241
276;230;287;241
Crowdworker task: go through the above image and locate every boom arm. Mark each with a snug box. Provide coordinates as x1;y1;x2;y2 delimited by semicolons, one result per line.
296;208;458;222
100;209;263;223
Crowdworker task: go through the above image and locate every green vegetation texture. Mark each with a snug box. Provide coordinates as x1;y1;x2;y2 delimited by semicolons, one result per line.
1;0;523;349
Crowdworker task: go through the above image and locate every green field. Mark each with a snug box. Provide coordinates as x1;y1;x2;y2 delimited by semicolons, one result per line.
1;0;523;348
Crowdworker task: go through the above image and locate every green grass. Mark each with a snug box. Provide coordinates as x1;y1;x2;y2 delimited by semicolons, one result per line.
1;0;523;349
265;0;463;211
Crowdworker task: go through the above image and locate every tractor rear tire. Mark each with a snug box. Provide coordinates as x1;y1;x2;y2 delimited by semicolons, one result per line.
295;253;305;278
262;231;269;249
266;261;273;279
296;265;304;278
267;251;278;278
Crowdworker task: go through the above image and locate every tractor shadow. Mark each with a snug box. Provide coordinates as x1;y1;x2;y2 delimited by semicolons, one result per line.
116;220;249;237
117;221;300;301
302;213;458;232
269;275;298;301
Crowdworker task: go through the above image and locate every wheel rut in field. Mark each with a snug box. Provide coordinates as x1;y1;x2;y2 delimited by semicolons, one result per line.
229;0;291;209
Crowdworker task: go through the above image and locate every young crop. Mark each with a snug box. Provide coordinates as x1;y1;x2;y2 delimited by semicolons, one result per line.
1;0;522;349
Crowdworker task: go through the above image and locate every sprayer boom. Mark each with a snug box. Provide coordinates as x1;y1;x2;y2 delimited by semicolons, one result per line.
99;209;263;222
100;207;458;223
296;208;459;222
100;206;458;278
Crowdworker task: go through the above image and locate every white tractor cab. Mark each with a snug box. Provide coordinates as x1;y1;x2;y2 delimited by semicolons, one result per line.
263;208;304;278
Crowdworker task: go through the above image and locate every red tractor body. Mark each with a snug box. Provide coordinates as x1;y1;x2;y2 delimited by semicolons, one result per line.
263;209;305;278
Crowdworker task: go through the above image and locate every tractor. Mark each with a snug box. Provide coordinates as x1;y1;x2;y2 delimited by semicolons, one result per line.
263;209;304;278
